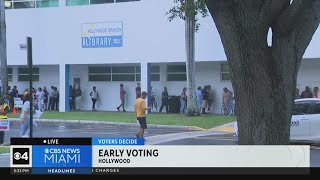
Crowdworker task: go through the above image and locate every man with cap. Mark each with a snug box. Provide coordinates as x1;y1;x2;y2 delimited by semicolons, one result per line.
134;91;150;138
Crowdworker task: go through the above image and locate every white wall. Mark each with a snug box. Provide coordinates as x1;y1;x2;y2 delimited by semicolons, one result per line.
297;59;320;90
6;0;320;67
8;65;60;94
7;59;320;113
69;64;140;112
69;62;233;114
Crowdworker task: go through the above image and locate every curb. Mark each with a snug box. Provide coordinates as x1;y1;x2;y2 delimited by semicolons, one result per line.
0;142;10;146
209;122;236;133
8;118;192;130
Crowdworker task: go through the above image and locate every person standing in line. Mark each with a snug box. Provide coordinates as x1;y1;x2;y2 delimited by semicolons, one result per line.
117;83;126;112
201;86;209;115
90;86;99;111
48;86;55;111
136;82;141;99
207;85;214;113
36;87;45;111
301;86;313;98
196;86;203;113
10;86;18;111
180;87;187;114
222;87;233;105
150;86;157;112
135;91;150;138
313;87;319;98
43;86;49;111
159;87;169;113
54;87;59;111
69;85;75;111
74;84;82;111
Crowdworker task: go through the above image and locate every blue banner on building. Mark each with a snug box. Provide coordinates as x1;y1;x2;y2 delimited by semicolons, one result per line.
81;22;123;48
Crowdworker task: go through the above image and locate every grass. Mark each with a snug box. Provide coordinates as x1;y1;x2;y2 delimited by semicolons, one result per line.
8;111;236;129
0;146;9;154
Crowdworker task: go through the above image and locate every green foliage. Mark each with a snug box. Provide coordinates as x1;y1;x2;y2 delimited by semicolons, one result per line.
166;0;208;31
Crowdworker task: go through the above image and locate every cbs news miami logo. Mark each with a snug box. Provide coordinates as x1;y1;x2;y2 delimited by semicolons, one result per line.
10;146;32;167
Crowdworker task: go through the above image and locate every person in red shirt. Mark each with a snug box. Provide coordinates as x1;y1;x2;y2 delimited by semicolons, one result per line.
136;82;141;99
117;83;126;112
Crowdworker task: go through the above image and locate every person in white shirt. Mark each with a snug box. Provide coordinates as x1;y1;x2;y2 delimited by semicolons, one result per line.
90;86;99;111
20;93;31;137
36;87;45;111
74;84;82;110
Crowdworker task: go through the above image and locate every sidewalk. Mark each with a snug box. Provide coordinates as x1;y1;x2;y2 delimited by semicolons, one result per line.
7;118;194;130
209;122;236;133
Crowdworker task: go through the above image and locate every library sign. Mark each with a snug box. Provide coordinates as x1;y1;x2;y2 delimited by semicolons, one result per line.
81;22;123;48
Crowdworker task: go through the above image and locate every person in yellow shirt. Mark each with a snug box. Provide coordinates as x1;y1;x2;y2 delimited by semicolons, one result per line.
0;98;10;119
0;98;10;142
135;91;150;138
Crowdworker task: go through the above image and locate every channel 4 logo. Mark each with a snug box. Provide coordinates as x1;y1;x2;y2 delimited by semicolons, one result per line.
12;148;30;165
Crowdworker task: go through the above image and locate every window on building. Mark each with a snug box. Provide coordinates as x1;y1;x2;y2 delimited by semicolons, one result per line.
6;0;141;9
88;65;140;82
66;0;89;6
116;0;140;2
18;67;39;81
151;65;160;81
7;68;13;81
13;1;36;9
91;0;114;4
112;66;140;81
88;66;111;81
36;0;59;8
167;64;186;81
221;64;231;81
135;66;141;81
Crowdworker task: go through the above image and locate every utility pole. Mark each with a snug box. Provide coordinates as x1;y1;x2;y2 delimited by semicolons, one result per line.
27;37;33;138
20;37;33;138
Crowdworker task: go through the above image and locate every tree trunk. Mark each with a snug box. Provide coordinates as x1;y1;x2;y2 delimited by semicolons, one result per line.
0;0;8;99
185;0;200;116
232;38;295;144
205;0;320;144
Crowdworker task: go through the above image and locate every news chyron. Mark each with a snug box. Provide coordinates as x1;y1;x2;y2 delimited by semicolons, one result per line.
10;137;145;175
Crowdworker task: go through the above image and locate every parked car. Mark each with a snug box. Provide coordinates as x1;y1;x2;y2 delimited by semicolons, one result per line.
234;98;320;141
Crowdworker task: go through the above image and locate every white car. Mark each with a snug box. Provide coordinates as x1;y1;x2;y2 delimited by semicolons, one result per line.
234;98;320;141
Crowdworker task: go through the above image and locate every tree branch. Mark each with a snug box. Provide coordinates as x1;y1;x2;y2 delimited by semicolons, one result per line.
293;0;320;60
273;0;310;35
204;0;236;15
259;0;289;25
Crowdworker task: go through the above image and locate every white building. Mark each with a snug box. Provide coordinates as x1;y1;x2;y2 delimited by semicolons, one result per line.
3;0;320;114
